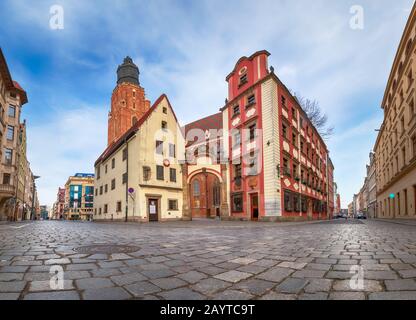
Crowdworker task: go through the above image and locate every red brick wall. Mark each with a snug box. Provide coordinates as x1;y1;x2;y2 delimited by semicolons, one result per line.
108;83;150;146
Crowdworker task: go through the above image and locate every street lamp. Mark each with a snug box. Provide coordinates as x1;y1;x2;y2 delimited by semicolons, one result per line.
30;175;40;220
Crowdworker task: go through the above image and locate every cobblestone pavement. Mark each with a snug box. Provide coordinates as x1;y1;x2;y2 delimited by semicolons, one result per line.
1;219;416;300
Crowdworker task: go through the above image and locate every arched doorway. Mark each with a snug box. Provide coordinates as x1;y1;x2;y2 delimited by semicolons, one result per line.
190;172;221;218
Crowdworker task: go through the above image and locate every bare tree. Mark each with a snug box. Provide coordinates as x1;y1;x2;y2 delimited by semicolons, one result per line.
293;92;334;140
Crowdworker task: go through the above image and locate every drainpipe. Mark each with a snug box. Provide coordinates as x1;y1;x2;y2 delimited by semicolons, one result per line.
125;137;129;223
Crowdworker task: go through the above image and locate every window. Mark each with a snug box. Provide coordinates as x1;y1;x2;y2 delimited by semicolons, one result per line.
97;166;101;180
3;173;11;185
401;116;405;134
95;189;98;196
163;107;167;114
292;108;297;120
233;105;240;116
193;180;200;196
293;194;300;212
132;117;138;126
249;124;256;141
100;186;103;195
105;184;108;193
282;124;287;139
157;165;164;180
281;96;286;108
99;208;102;215
162;121;167;130
410;99;415;117
6;125;14;141
111;179;116;190
300;141;304;153
170;168;177;182
234;164;242;180
233;131;241;146
143;166;151;181
104;205;108;214
404;189;408;216
105;165;108;174
10;92;16;98
402;147;406;167
8;105;16;118
156;140;163;155
292;133;297;146
122;173;127;184
169;144;176;158
232;193;243;212
122;148;127;161
413;136;416;158
4;148;12;165
239;74;248;86
112;158;115;169
248;94;256;105
300;117;304;128
283;158;290;177
301;197;307;212
168;199;178;211
284;191;293;212
117;201;122;212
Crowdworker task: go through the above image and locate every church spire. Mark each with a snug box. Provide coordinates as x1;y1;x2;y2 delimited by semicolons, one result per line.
117;56;140;86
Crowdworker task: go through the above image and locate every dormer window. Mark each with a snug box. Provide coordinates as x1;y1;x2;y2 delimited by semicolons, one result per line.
239;74;248;87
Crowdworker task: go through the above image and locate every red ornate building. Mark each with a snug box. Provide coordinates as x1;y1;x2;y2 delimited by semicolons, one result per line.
182;50;333;221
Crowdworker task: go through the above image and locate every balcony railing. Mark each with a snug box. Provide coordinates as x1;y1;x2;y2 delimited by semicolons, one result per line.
0;184;15;195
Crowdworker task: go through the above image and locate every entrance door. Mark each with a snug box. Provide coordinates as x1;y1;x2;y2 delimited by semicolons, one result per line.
148;199;159;222
251;194;259;221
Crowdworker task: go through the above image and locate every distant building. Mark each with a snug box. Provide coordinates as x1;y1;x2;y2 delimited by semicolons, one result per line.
367;152;377;218
64;173;94;221
53;187;65;220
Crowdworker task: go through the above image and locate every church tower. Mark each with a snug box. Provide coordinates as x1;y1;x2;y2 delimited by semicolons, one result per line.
107;57;151;146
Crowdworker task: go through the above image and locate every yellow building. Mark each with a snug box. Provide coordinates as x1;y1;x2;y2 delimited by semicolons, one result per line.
64;173;95;221
375;3;416;219
94;94;186;222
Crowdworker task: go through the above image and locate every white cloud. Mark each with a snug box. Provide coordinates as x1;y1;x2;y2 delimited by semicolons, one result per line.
26;106;107;205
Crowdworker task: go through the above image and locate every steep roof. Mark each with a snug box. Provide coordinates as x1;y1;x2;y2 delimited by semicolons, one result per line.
0;48;28;105
226;50;270;81
95;94;179;166
184;112;223;147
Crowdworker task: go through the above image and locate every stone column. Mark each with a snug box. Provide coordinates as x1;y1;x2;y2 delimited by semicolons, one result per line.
181;164;192;221
220;164;230;218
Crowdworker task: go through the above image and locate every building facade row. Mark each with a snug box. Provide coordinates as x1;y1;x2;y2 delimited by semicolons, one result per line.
93;52;335;222
373;4;416;219
0;47;38;221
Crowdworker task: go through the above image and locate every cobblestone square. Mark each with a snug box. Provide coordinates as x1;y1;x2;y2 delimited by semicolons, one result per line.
1;219;416;300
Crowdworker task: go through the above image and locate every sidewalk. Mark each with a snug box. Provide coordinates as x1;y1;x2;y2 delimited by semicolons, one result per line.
373;218;416;226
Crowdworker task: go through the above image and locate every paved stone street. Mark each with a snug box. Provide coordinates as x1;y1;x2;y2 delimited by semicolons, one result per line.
1;219;416;300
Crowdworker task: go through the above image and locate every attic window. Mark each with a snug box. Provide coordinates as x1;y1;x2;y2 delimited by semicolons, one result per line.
239;74;248;87
9;92;16;98
162;121;168;130
163;107;167;114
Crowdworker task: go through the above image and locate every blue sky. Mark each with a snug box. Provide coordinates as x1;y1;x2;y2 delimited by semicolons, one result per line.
0;0;414;207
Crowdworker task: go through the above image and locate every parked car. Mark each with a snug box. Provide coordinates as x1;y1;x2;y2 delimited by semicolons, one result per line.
356;212;367;219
